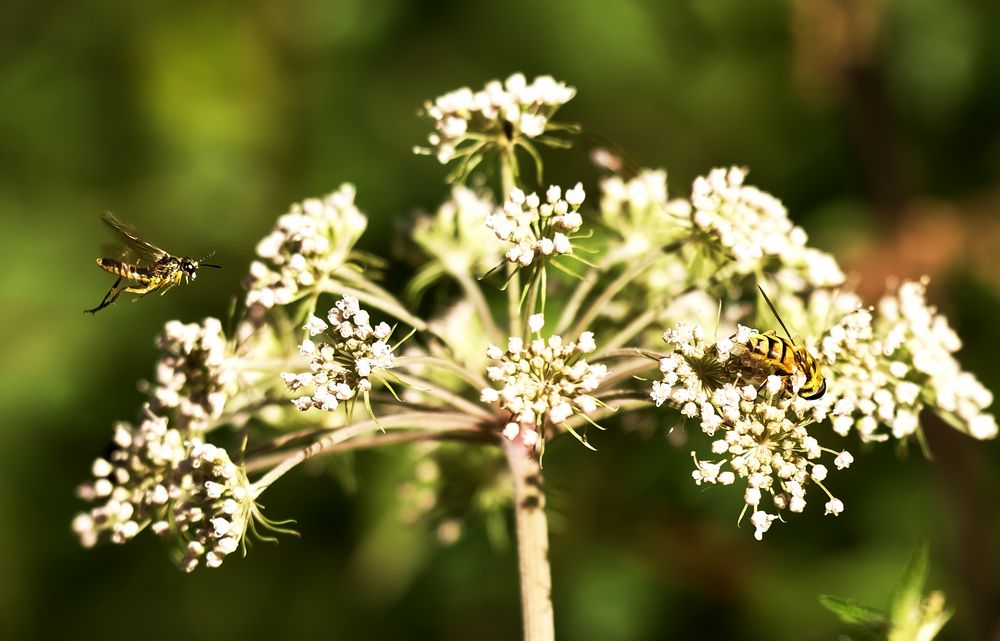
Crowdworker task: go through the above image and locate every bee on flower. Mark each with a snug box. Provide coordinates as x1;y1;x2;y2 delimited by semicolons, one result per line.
733;286;827;401
652;321;850;539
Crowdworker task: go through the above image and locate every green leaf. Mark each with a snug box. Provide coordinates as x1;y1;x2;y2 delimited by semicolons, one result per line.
819;594;888;630
889;542;930;632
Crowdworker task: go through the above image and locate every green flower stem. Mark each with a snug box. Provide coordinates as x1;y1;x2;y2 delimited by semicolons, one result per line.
563;398;649;430
592;347;663;361
500;144;517;196
555;240;688;336
508;264;523;339
244;428;487;474
565;251;664;339
342;272;424;323
389;371;495;420
521;267;543;336
593;355;659;389
590;308;658;358
502;436;555;641
593;390;652;405
553;247;631;335
393;355;491;391
454;268;502;343
555;267;600;335
499;144;523;338
249;411;482;490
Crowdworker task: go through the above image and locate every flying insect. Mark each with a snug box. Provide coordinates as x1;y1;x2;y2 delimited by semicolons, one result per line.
85;213;220;314
738;285;826;400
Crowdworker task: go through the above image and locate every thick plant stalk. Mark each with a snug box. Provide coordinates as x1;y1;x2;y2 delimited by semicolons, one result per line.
503;435;555;641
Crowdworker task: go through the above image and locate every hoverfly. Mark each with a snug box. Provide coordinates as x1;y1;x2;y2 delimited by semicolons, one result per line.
737;285;826;400
85;212;220;314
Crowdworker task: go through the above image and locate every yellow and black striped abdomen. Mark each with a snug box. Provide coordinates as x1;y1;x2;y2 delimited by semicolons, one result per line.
743;331;796;375
96;258;157;283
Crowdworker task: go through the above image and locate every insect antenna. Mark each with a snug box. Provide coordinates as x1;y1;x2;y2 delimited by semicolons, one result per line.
756;284;795;343
199;251;222;269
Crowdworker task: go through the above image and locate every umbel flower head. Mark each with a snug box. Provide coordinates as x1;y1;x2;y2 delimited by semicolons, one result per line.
486;184;586;269
150;317;236;431
416;73;578;182
598;169;691;262
652;323;850;540
822;278;997;442
73;409;285;570
170;438;257;572
247;184;367;309
283;295;397;413
680;167;844;289
481;314;607;449
73;410;186;548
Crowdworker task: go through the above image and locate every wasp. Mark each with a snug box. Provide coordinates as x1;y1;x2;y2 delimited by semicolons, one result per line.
737;285;826;400
85;212;221;314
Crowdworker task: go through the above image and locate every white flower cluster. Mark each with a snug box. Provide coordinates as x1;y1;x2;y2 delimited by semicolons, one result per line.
421;73;576;164
486;184;586;267
481;314;607;446
171;438;253;572
602;169;669;213
599;169;690;260
73;411;254;570
283;295;395;412
684;167;844;288
247;184;367;309
73;411;185;548
652;323;850;540
413;186;505;276
152;318;236;431
822;279;997;441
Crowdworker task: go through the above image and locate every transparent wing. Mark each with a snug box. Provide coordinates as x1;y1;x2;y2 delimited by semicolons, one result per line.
98;242;142;263
100;212;168;262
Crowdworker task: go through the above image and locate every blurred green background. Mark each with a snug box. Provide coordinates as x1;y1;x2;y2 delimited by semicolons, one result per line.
3;0;1000;639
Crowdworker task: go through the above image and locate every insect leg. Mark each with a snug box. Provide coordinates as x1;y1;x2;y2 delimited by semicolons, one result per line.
84;277;124;314
123;281;167;300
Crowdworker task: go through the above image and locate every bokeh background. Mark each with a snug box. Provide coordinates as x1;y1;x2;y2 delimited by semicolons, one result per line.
3;0;1000;639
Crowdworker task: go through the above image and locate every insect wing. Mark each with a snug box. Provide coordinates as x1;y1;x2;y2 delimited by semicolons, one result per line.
101;212;168;262
98;241;152;265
